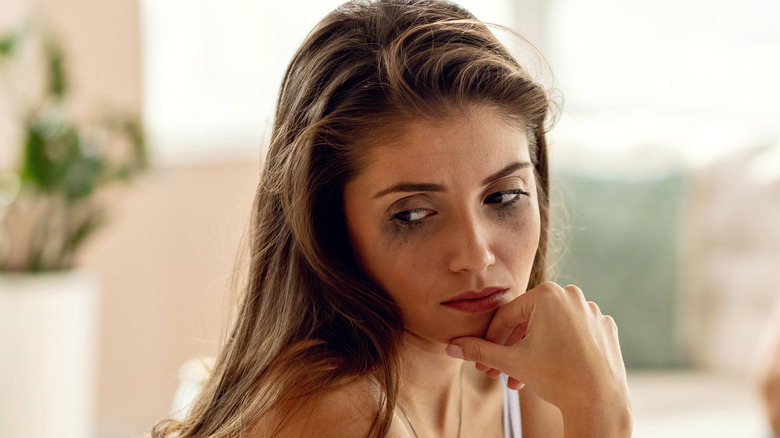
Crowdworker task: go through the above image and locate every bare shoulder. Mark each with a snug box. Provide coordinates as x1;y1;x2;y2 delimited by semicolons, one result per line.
247;377;409;438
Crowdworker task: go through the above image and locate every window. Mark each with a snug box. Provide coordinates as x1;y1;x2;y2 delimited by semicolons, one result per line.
544;0;780;164
141;0;520;163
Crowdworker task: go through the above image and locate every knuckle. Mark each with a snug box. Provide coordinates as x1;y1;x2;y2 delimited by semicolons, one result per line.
536;281;562;296
604;315;618;333
468;344;485;364
538;281;563;299
564;284;586;301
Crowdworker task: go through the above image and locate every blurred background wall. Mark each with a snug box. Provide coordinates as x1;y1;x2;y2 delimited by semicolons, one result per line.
1;0;779;437
1;0;255;435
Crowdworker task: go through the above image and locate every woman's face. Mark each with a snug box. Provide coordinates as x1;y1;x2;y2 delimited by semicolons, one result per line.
343;106;541;347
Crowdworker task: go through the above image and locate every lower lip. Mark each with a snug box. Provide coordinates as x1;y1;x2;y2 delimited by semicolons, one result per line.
442;289;509;313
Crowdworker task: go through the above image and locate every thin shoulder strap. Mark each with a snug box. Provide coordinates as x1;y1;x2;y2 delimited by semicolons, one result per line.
501;374;522;438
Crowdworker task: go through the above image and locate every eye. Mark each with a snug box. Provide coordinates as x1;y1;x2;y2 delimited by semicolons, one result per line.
391;208;436;226
484;189;530;205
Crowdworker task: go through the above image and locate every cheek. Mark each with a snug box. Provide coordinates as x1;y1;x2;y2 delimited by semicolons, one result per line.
355;219;435;294
494;200;541;270
379;227;437;274
368;228;447;316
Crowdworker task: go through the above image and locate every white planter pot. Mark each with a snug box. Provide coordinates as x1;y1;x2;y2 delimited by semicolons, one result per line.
0;270;99;438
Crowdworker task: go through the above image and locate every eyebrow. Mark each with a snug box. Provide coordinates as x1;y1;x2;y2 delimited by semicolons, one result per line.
372;161;532;199
481;161;532;186
373;182;445;199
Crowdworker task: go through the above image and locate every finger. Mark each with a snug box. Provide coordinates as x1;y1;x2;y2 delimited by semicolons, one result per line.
476;363;502;379
507;376;524;390
504;321;528;346
446;337;522;377
484;285;551;343
484;297;532;344
477;362;501;378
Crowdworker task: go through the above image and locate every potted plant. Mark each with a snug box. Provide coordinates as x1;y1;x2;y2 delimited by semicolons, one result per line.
0;25;147;438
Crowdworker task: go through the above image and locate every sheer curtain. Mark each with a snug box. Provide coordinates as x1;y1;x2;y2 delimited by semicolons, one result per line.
141;0;520;163
544;0;780;165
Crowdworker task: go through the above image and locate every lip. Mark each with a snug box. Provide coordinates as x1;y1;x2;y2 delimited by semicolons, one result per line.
441;287;509;313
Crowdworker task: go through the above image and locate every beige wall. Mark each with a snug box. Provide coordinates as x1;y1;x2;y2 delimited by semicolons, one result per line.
4;0;257;435
37;0;142;117
84;161;257;436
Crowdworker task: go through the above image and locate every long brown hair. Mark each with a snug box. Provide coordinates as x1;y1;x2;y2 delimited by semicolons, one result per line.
152;1;554;436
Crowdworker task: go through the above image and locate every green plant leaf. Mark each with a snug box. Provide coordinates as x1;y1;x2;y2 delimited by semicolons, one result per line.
64;156;103;201
123;118;149;172
21;122;53;189
0;32;19;59
45;36;67;99
3;25;150;272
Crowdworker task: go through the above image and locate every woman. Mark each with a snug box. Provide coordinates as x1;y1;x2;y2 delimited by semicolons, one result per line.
153;1;631;436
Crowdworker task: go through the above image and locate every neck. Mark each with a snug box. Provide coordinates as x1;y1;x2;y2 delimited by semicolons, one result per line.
398;332;464;435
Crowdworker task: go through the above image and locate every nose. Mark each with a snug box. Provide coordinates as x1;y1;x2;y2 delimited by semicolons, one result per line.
447;213;496;274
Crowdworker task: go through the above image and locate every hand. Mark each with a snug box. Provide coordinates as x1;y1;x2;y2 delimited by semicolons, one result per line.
445;282;632;436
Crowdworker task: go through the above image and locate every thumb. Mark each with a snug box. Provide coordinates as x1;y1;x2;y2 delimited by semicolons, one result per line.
446;336;521;376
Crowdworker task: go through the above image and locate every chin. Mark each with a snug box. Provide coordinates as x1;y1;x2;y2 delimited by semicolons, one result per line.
445;311;495;342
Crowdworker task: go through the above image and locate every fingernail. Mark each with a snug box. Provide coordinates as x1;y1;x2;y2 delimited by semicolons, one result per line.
445;344;464;359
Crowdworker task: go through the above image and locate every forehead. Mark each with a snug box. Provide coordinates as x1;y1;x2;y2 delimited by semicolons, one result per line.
355;107;531;183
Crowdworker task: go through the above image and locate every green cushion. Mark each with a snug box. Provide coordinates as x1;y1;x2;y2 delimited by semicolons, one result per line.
551;167;689;369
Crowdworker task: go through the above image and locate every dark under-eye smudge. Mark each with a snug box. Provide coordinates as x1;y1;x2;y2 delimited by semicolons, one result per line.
496;201;519;219
381;216;412;246
491;190;530;219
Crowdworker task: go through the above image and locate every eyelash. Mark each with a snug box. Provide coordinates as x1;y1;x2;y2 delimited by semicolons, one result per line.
390;189;531;228
484;189;531;207
391;208;433;228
